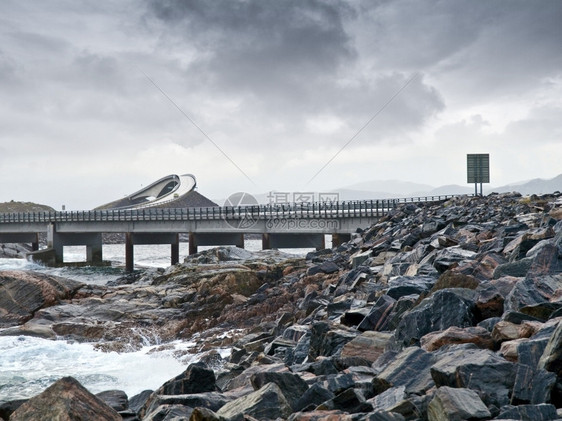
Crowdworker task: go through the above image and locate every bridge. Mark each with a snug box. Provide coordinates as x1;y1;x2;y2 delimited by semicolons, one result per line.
0;196;454;271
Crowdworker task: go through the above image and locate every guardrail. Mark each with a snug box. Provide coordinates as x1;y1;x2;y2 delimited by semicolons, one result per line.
0;195;457;224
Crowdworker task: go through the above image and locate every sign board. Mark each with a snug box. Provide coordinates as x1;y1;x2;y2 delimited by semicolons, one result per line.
467;154;490;184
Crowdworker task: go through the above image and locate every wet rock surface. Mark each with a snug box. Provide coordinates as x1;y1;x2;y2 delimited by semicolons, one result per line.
2;192;562;420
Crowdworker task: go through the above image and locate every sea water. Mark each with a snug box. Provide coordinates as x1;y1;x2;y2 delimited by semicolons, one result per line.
0;240;315;404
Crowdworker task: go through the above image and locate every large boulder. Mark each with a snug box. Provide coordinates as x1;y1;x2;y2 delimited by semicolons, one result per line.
250;371;309;410
394;289;476;347
372;347;435;395
430;345;516;407
0;271;82;327
427;386;491;421
9;377;121;421
216;382;292;420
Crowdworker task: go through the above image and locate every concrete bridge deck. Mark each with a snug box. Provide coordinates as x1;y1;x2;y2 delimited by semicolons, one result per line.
0;196;455;270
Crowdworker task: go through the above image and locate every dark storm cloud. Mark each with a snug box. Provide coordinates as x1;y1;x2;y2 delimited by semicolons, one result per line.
148;0;356;96
143;0;444;149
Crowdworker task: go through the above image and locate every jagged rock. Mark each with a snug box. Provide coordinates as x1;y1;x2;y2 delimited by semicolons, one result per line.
528;243;562;275
367;385;417;418
494;258;533;278
538;320;562;377
431;270;480;292
357;295;396;332
495;403;558;420
287;410;354;420
427;386;491;421
385;276;435;299
223;363;288;391
95;390;129;412
341;331;393;363
511;363;556;404
394;289;476;347
307;261;340;276
10;376;121;421
520;302;562;321
372;347;435;395
430;345;516;407
384;295;418;331
432;246;476;273
189;407;224;421
250;371;309;410
321;373;356;395
492;320;540;343
216;382;292;420
0;271;82;328
156;363;217;395
141;392;231;418
420;326;494;351
294;383;335;412
475;284;506;320
317;388;372;413
308;322;358;360
128;390;153;414
143;404;193;420
341;307;371;327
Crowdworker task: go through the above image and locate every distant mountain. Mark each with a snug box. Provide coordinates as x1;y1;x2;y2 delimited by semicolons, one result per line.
488;174;562;195
336;174;562;201
342;179;434;196
228;174;562;205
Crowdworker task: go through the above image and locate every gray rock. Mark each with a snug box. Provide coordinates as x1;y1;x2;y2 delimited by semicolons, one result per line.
394;289;476;347
250;371;308;411
430;345;516;407
216;382;292;420
357;295;396;332
372;347;435;395
427;386;491;421
317;388;372;414
294;383;335;412
495;403;558;420
308;322;358;360
156;363;216;395
95;390;129;412
511;363;556;404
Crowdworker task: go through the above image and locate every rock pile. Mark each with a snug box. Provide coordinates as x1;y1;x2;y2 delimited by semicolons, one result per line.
1;192;562;420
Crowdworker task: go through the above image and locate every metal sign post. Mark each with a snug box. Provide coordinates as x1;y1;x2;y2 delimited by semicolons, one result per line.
467;154;490;196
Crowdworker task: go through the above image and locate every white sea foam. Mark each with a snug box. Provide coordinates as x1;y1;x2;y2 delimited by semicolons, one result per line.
0;335;198;404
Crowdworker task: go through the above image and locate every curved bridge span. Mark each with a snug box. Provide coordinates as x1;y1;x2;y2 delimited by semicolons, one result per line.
0;196;456;271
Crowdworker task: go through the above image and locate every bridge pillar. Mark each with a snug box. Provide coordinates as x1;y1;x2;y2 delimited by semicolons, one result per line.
332;233;351;248
125;233;134;272
188;232;244;255
125;233;181;271
46;224;103;265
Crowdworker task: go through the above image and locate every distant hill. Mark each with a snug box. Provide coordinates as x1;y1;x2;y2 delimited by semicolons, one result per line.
0;201;55;213
336;174;562;201
488;174;562;195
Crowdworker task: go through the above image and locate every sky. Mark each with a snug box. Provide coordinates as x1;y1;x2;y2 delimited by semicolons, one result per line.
0;0;561;210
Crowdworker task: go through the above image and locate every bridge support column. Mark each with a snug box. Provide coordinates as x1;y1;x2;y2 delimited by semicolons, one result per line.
262;234;270;250
332;233;351;248
46;224;103;265
126;233;181;271
188;232;244;255
125;233;134;272
171;234;179;265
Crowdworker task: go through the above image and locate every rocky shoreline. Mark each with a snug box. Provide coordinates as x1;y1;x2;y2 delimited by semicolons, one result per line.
1;192;562;420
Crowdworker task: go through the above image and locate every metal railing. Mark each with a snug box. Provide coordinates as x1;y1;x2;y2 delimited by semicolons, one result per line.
0;195;457;225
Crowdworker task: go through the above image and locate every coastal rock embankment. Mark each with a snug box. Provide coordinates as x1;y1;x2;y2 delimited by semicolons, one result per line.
1;192;562;420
